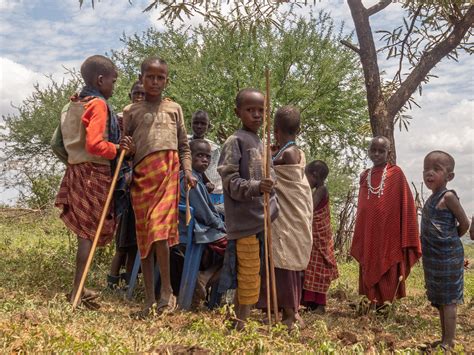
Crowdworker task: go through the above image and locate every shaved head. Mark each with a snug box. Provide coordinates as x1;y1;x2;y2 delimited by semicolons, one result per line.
425;150;455;172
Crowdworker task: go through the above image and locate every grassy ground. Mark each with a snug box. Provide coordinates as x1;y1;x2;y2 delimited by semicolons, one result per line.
0;210;473;353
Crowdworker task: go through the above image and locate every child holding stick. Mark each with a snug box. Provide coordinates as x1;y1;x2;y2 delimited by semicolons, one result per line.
421;151;469;350
123;57;196;318
55;55;133;306
218;88;278;330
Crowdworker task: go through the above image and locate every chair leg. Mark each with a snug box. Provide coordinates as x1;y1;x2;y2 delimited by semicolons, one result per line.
126;251;141;300
178;243;205;310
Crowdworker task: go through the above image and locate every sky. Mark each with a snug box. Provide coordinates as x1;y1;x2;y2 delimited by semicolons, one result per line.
0;0;473;215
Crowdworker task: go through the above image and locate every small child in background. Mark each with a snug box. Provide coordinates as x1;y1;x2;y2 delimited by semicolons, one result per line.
55;55;133;306
123;57;196;318
421;150;469;350
303;160;339;314
218;88;278;330
107;81;145;290
256;106;312;330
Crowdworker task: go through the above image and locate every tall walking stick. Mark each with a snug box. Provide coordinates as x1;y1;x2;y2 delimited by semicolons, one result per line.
263;68;279;323
72;149;127;309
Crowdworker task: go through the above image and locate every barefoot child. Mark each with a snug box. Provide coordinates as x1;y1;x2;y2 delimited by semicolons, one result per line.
55;55;133;306
350;136;421;307
421;151;469;350
123;57;196;317
218;88;278;329
303;160;339;314
108;81;145;290
256;106;312;329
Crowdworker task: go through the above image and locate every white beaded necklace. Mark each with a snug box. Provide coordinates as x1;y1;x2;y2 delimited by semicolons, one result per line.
366;164;388;199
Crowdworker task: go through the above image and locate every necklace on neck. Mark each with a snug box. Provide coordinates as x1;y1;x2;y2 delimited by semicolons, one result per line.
366;164;388;199
272;141;296;161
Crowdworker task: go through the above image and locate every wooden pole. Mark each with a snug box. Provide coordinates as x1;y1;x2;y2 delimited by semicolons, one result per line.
262;88;272;331
72;149;127;309
264;68;279;323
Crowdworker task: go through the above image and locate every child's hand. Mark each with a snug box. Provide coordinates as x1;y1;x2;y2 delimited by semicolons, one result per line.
119;136;135;157
185;170;197;189
259;178;274;194
464;259;470;269
206;182;215;193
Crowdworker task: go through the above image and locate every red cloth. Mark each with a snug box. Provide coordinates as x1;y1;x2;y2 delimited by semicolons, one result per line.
55;162;115;246
350;164;421;303
303;198;339;294
82;98;117;160
303;291;327;306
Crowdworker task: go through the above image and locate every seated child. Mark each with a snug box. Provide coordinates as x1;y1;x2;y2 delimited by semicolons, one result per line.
177;139;227;305
107;81;145;290
218;88;278;329
256;106;312;330
421;151;469;350
303;160;339;314
188;110;223;195
54;55;133;306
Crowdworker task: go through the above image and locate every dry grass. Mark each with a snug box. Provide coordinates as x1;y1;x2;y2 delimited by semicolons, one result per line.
0;210;473;353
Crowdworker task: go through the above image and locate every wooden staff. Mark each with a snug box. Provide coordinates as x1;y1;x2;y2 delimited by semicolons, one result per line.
264;68;279;323
262;86;272;330
185;185;191;225
72;149;127;309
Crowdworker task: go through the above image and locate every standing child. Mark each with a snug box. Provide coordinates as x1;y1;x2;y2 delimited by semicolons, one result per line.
303;160;339;314
123;57;196;317
107;81;145;290
256;106;312;330
218;88;278;329
421;151;469;350
350;136;421;307
55;55;133;306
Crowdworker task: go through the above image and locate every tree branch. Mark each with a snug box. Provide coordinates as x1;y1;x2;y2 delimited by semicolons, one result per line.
340;40;360;54
367;0;391;17
387;5;474;117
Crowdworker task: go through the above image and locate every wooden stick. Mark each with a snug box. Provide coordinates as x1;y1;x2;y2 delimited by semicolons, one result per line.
72;149;127;309
185;185;191;225
262;90;272;331
264;69;279;324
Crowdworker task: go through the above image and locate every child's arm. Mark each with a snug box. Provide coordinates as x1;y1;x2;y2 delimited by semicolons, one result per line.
176;106;196;188
312;185;328;208
273;146;300;166
469;216;474;240
444;191;470;236
82;99;117;159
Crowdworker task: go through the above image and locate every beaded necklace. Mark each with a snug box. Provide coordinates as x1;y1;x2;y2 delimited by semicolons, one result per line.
272;140;296;161
366;164;388;199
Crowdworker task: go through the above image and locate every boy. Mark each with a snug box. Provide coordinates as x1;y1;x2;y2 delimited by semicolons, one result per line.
188;110;222;194
350;136;421;307
123;57;196;318
218;88;278;329
177;139;227;305
108;81;145;290
421;151;469;350
257;105;313;330
55;55;133;306
303;160;339;314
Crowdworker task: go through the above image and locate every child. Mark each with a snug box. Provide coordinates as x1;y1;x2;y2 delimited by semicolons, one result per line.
421;151;469;350
188;110;222;195
218;88;279;329
55;55;133;306
256;106;312;329
123;57;196;318
350;136;421;307
107;81;145;290
177;139;227;304
303;160;339;314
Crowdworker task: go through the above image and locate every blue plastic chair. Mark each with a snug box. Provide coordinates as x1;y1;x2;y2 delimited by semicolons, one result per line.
209;193;224;205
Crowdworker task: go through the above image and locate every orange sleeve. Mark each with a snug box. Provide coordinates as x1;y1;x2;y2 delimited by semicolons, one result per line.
81;98;117;160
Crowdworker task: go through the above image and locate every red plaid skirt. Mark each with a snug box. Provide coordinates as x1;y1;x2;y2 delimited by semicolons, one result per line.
131;151;180;259
55;162;115;246
303;201;339;293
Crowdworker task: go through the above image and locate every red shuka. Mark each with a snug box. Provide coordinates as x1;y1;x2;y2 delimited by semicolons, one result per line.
350;164;421;303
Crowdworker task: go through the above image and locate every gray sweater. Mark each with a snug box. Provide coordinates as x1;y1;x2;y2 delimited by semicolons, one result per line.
218;129;279;240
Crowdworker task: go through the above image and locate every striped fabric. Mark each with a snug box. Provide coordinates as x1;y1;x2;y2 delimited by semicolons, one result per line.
236;235;261;305
55;162;115;246
131;150;180;259
303;198;339;294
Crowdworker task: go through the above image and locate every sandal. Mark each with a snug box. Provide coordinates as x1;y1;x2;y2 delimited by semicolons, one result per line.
156;294;177;315
130;303;158;320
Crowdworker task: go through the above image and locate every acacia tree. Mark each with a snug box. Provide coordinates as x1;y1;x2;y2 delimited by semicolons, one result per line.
96;0;473;163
